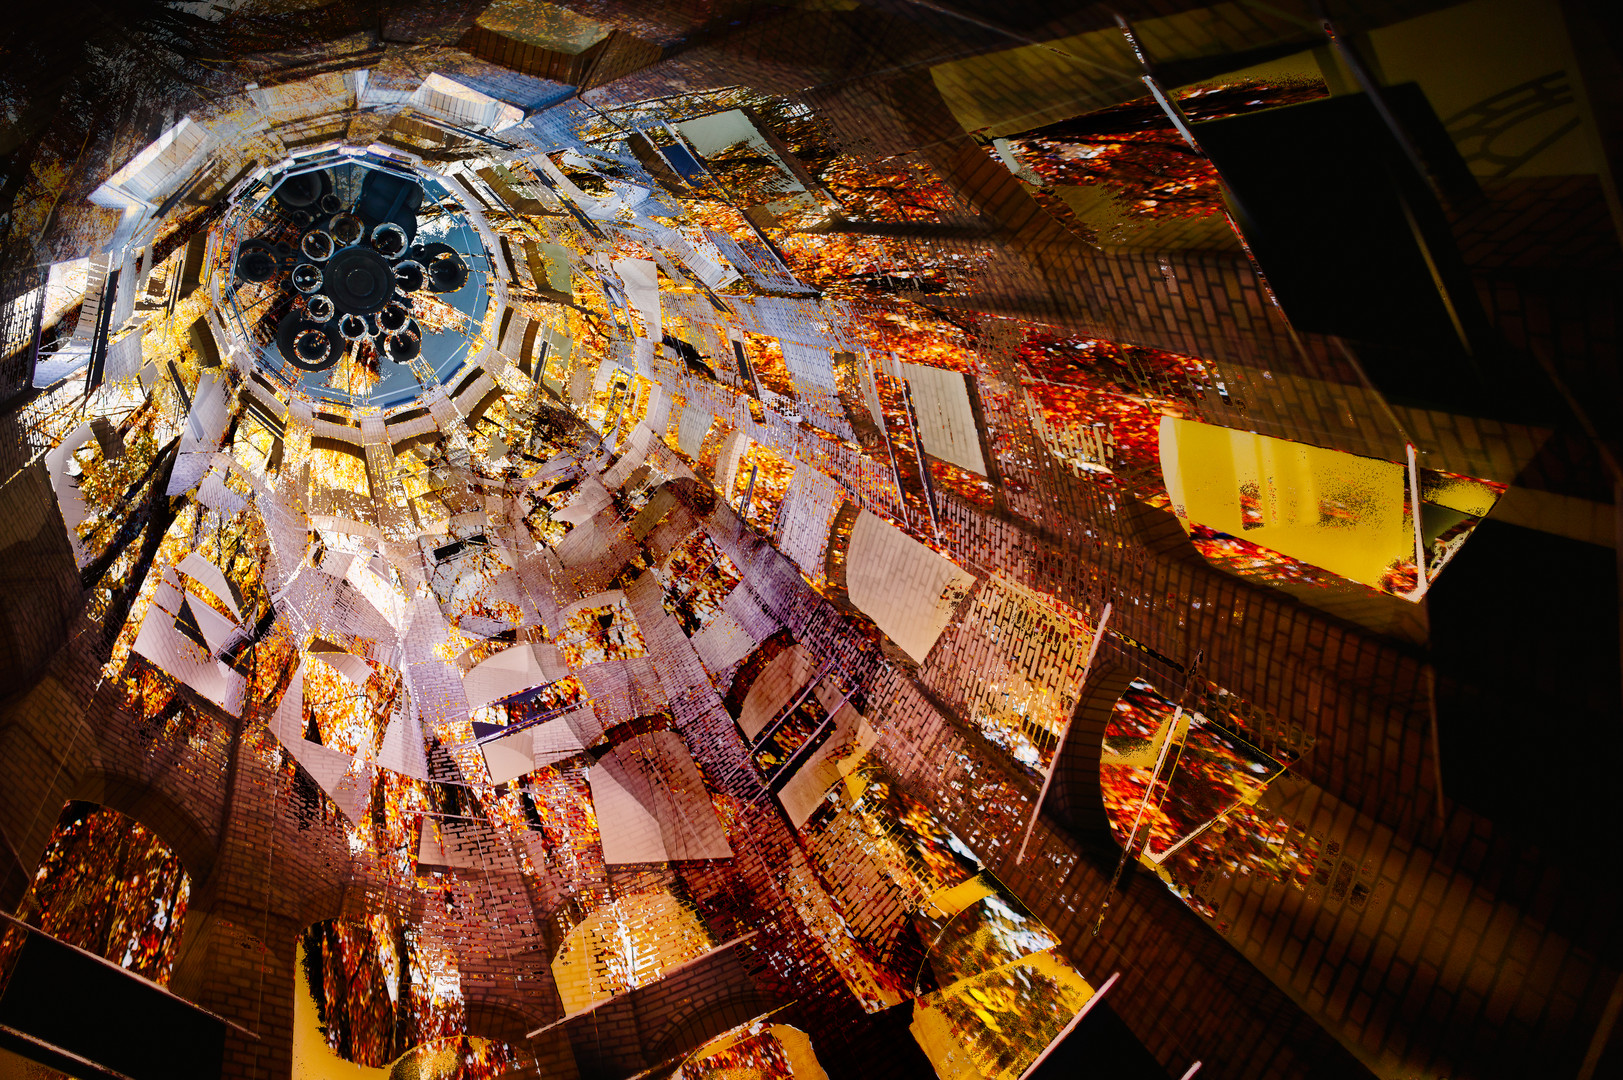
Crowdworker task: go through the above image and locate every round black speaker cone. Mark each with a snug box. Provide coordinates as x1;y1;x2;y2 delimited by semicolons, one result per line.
324;245;397;315
379;300;410;332
300;230;334;262
392;260;425;293
426;252;468;294
330;213;364;245
276;312;339;371
236;248;276;283
291;263;323;294
275;172;324;208
294;329;330;362
370;223;408;259
386;331;421;361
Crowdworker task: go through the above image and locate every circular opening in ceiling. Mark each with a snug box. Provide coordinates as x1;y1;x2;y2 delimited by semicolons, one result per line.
219;156;493;410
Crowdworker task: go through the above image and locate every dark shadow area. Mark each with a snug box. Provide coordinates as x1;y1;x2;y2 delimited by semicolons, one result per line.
1028;1000;1169;1079
1431;519;1623;860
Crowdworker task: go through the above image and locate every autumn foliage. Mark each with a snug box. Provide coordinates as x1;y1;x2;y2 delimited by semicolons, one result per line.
20;802;191;984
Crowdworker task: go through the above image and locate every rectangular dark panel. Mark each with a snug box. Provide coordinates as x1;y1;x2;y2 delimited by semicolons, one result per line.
187;315;220;369
520;318;541;377
0;933;225;1080
1194;85;1494;413
178;235;208;300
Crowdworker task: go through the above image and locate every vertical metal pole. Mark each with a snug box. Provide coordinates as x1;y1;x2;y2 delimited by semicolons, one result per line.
867;352;909;528
740;461;758;522
1406;442;1429;598
894;355;940;541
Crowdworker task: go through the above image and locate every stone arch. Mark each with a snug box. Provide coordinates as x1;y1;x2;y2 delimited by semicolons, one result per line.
1046;665;1137;847
694;420;738;487
67;769;218;887
734;641;818;741
291;912;542;1077
714;428;750;502
721;629;796;718
1077;672;1310;928
644;988;782;1066
296;914;454;1069
823;499;858;593
461;999;543;1046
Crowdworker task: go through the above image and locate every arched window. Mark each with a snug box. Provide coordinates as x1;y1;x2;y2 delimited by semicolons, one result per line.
297;915;525;1077
551;890;716;1015
14;801;190;985
1159;416;1505;599
794;759;1102;1078
672;1016;829;1079
654;531;742;637
1100;679;1318;918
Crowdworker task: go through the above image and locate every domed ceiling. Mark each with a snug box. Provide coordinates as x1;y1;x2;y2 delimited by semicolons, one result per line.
222;156;491;409
22;57;1129;1080
4;3;1612;1078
